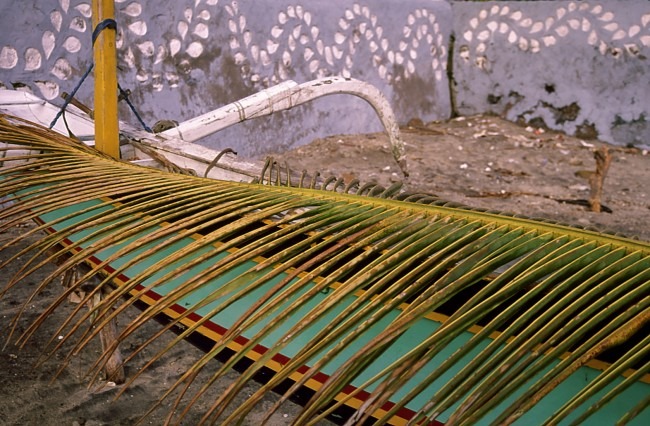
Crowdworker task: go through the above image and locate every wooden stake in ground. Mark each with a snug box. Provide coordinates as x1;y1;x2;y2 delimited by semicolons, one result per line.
91;290;126;384
62;267;126;384
588;147;612;213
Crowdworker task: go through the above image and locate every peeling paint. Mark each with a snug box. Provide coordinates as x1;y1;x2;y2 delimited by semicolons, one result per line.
453;0;650;147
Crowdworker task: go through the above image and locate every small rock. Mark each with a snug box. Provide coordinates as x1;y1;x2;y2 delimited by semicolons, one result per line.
569;184;590;192
407;117;424;127
569;158;583;166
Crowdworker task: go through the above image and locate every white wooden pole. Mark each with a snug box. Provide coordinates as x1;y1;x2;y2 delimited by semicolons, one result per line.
161;77;408;176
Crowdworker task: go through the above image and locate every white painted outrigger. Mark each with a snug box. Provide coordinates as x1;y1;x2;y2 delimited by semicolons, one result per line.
0;76;407;182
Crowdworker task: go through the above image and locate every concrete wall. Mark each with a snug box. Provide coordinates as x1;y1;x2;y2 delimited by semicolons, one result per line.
0;0;452;156
452;0;650;147
1;1;648;153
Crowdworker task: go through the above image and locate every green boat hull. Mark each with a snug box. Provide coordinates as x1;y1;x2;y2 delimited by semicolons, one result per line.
32;195;648;425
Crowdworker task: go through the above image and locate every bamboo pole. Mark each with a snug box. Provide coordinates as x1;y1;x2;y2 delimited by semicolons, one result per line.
91;0;120;159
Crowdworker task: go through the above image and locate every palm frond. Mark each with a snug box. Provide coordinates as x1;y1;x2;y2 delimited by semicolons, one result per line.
1;114;648;425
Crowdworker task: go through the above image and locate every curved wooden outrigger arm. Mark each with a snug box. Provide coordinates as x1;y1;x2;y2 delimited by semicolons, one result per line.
160;77;408;176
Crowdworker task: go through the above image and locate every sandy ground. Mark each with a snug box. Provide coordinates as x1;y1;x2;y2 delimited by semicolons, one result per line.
267;114;650;242
0;114;648;426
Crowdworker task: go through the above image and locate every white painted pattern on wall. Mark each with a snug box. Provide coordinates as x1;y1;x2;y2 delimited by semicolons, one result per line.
0;0;448;100
459;1;650;71
224;2;447;88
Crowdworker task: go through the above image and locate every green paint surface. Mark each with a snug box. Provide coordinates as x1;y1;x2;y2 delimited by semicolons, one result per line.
37;198;649;425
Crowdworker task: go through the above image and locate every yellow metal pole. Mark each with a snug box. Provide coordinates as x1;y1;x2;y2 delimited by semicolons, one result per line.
91;0;120;159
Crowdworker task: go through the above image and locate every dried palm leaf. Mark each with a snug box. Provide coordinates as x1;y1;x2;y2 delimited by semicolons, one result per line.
0;114;648;425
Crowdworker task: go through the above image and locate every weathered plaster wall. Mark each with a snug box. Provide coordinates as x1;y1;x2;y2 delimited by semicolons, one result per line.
452;0;650;147
0;0;452;156
1;1;649;152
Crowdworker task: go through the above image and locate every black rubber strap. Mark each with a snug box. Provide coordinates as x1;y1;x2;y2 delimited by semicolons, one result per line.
92;18;117;45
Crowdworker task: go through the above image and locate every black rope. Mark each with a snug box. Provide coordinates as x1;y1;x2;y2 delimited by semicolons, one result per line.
50;18;152;133
48;63;93;129
118;83;152;132
49;18;115;130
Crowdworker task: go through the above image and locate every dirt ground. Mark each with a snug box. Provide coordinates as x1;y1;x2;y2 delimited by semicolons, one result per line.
0;114;648;426
267;114;650;243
